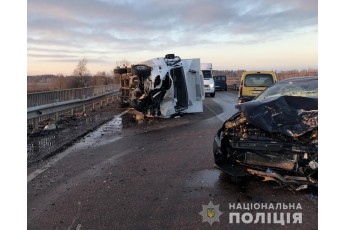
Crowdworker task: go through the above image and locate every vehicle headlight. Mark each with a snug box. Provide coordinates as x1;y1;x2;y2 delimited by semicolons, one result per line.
210;83;214;88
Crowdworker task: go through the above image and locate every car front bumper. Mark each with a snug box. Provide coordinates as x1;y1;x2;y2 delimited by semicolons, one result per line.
204;86;215;93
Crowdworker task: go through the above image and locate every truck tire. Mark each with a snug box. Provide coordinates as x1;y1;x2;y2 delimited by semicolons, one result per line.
114;68;128;75
131;64;152;77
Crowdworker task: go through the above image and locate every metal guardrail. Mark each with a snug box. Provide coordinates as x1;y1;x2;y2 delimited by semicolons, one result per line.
27;85;120;132
27;85;117;108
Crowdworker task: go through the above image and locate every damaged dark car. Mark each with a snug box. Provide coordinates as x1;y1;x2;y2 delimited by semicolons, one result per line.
213;77;318;191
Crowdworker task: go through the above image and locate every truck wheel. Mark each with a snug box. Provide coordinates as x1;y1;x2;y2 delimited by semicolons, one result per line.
131;64;152;76
114;68;128;75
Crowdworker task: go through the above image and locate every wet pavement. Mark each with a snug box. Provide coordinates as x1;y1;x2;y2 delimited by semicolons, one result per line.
27;103;128;167
27;91;317;230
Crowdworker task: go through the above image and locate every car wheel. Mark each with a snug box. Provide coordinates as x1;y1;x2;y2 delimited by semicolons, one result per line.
214;147;228;165
211;92;215;97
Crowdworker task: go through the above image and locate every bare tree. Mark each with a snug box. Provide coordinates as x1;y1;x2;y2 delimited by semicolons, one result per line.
109;69;118;84
55;73;65;89
73;58;90;87
93;71;114;86
94;71;106;86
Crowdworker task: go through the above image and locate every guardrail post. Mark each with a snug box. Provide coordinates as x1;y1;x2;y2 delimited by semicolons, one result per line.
33;118;39;132
55;112;59;121
71;108;74;116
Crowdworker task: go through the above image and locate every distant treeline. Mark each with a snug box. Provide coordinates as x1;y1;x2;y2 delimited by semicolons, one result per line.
28;69;318;93
27;72;119;93
213;69;318;80
213;69;318;85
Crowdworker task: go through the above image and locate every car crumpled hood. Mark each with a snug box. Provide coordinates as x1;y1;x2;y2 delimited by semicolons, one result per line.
235;95;318;137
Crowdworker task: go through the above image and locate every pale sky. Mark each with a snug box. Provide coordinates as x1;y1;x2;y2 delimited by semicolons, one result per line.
27;0;318;75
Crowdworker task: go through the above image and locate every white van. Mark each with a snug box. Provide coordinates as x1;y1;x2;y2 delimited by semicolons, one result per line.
201;63;215;97
114;54;205;117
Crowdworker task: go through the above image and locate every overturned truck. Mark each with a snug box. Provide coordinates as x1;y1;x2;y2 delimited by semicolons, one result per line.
114;54;205;117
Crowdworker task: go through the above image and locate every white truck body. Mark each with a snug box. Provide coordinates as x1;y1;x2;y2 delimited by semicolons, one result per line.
115;54;205;117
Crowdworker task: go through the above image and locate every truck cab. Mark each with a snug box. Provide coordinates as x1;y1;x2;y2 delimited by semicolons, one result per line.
201;63;215;97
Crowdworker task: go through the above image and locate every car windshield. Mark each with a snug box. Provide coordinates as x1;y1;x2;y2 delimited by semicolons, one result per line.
202;70;212;79
255;77;318;100
244;74;273;87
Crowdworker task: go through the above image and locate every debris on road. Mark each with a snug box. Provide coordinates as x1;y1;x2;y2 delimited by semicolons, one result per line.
43;123;57;131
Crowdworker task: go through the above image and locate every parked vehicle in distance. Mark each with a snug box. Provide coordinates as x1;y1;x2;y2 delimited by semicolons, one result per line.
201;63;215;97
238;71;277;103
213;77;318;191
213;75;227;91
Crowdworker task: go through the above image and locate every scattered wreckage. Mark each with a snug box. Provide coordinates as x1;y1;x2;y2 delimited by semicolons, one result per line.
213;77;318;191
114;54;205;118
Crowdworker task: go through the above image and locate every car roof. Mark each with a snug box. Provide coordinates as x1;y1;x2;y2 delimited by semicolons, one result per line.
243;71;276;74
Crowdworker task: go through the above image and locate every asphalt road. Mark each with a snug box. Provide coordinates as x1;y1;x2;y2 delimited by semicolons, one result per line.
27;91;317;230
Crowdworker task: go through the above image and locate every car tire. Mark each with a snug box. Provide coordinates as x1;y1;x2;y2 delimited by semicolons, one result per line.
211;92;215;97
214;147;228;165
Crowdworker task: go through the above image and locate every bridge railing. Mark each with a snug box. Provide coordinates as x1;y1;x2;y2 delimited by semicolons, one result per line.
27;85;120;132
27;84;117;108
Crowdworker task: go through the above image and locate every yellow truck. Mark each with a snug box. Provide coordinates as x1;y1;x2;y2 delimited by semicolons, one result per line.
238;71;277;103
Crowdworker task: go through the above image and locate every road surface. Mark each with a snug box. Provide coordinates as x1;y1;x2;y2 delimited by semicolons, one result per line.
27;91;317;230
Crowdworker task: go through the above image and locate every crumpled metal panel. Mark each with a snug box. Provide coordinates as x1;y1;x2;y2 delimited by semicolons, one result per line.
236;96;318;137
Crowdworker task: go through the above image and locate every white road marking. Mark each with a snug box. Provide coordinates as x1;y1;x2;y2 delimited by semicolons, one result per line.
209;92;239;122
67;202;81;230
